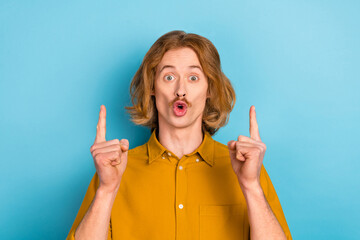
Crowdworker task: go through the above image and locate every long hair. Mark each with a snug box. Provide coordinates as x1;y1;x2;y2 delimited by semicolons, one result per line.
125;30;236;136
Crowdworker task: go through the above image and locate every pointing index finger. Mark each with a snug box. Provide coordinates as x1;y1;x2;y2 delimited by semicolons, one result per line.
249;105;261;141
94;105;106;144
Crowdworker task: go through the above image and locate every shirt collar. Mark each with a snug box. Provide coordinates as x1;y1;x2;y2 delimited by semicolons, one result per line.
147;129;215;167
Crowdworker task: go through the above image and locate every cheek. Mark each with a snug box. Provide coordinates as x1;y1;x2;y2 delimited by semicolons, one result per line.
191;90;208;109
154;86;171;108
194;84;209;100
155;80;173;96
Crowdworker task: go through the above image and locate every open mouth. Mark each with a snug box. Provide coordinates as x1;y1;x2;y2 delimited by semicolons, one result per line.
173;101;187;117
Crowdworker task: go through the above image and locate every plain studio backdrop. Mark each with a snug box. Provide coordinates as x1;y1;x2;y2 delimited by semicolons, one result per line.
0;1;359;239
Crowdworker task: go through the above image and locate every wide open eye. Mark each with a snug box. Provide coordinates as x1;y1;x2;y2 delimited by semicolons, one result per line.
164;75;175;81
189;75;199;81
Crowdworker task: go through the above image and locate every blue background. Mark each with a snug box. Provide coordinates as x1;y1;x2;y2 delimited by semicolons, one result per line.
1;0;359;239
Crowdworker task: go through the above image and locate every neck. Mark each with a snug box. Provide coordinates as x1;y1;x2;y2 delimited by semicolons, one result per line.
157;124;204;159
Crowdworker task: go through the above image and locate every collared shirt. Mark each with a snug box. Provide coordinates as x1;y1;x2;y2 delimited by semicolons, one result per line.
67;130;292;240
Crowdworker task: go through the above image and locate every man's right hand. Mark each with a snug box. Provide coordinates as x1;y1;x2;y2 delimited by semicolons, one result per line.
90;105;129;193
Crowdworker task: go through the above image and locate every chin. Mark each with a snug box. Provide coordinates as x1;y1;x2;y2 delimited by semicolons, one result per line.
168;120;191;129
168;116;201;129
158;111;202;130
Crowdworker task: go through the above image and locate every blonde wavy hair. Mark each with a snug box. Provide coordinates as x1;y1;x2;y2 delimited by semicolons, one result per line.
125;30;236;136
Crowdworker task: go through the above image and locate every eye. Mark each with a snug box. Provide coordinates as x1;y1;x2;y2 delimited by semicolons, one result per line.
189;75;199;81
164;75;175;81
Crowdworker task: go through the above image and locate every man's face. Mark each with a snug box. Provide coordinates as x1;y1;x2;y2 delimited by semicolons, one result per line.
153;47;209;131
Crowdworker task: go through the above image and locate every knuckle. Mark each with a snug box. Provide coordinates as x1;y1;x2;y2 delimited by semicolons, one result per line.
255;148;261;154
92;149;99;156
237;135;245;141
113;139;120;144
90;144;96;153
261;143;267;150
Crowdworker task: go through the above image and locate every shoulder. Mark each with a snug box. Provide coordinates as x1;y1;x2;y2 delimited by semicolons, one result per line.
211;139;231;166
127;142;149;163
213;139;230;156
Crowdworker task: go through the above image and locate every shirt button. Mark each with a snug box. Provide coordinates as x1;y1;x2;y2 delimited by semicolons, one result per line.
196;158;199;162
179;166;183;170
167;152;171;156
179;204;184;209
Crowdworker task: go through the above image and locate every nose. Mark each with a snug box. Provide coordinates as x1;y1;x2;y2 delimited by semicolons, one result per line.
176;92;186;97
175;78;187;98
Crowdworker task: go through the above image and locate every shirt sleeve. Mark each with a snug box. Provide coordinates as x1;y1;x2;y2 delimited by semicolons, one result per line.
260;165;292;240
66;173;112;240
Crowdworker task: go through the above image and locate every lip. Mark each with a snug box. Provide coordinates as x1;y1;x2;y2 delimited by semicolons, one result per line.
173;101;188;117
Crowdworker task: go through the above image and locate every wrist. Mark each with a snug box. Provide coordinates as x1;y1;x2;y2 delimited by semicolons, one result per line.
238;179;262;194
97;183;121;197
96;187;118;203
240;182;265;204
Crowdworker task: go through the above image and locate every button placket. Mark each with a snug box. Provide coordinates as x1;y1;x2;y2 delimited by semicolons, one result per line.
175;157;187;240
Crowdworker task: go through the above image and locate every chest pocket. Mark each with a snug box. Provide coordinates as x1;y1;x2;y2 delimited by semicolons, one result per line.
199;204;247;240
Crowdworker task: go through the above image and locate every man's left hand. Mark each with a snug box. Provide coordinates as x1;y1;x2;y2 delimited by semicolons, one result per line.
227;105;267;190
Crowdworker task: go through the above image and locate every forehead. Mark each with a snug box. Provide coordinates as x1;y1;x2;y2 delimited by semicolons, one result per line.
157;47;201;69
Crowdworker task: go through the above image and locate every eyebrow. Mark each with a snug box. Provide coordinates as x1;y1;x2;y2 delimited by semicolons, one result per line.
159;65;203;73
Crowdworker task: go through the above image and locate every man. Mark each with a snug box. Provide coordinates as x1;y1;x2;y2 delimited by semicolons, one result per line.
67;30;292;240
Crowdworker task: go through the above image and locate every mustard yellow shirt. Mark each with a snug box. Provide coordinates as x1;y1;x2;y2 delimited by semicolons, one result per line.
67;130;292;240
